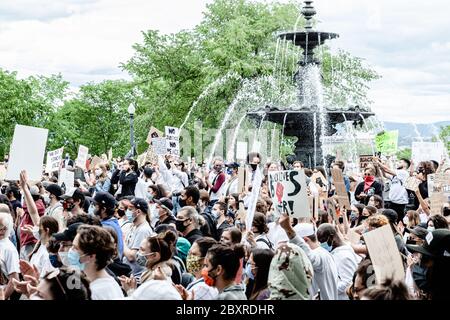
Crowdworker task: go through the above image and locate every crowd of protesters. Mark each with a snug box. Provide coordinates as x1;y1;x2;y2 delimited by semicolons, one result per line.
0;151;449;300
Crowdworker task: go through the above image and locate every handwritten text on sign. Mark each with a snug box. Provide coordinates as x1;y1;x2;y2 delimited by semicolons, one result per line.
268;170;310;219
46;147;64;173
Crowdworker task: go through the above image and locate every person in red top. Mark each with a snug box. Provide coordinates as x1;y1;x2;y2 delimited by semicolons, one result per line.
18;171;46;261
206;158;226;206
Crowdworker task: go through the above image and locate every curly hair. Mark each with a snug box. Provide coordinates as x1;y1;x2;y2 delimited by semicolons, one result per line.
367;214;389;229
76;225;115;270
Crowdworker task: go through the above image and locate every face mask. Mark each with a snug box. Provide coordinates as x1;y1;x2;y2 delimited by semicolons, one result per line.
58;251;70;267
150;206;159;220
176;219;188;233
117;208;125;217
427;227;435;232
201;267;216;287
95;169;102;177
178;197;187;208
88;204;96;216
32;226;41;241
244;263;254;280
250;164;258;171
43;194;51;206
136;252;149;267
360;215;369;221
67;248;86;271
320;241;333;252
146;193;154;201
212;210;220;220
186;254;203;274
126;209;135;223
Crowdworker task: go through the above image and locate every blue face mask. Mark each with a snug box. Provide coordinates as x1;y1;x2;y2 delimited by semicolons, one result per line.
212;210;220;220
320;241;333;252
67;248;86;271
88;204;95;216
126;209;135;223
49;254;62;268
245;263;254;280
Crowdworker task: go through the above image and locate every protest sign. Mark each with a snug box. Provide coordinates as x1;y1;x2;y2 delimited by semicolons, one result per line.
430;173;449;215
331;168;351;210
428;174;435;196
0;165;6;180
404;176;422;192
58;168;74;192
151;137;167;156
6;125;48;182
326;198;338;222
237;167;249;194
363;224;405;283
359;155;373;171
251;141;261;153
165;126;180;156
45;147;64;173
246;167;263;231
308;194;319;219
75;145;89;169
236;142;248;161
268;170;310;219
411;142;446;164
146;127;164;144
90;156;103;169
375;131;398;155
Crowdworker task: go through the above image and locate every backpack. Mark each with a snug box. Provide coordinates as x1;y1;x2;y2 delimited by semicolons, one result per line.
256;236;274;251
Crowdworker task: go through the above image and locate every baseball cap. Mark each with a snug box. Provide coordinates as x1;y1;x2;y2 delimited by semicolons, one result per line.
52;222;83;242
293;223;316;238
45;183;63;198
225;162;240;169
406;226;429;240
130;197;149;213
93;191;116;209
29;185;40;196
382;209;398;225
154;197;173;211
406;229;450;258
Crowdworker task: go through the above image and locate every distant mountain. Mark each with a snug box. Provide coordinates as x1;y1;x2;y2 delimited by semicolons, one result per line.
383;121;450;147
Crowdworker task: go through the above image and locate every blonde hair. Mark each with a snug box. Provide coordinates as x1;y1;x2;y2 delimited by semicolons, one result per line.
367;214;389;229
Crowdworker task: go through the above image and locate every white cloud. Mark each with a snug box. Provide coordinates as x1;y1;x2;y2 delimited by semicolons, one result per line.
0;0;449;124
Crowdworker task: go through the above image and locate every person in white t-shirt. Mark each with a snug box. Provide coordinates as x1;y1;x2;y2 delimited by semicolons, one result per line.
28;216;59;278
0;212;20;300
68;225;124;300
134;167;154;200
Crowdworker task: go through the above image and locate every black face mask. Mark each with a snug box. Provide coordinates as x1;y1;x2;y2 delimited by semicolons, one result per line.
176;219;188;233
178;197;187;208
406;239;418;246
117;208;125;216
250;164;258;171
443;207;450;217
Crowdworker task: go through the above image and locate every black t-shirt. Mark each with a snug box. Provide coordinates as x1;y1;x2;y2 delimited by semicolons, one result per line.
406;181;428;210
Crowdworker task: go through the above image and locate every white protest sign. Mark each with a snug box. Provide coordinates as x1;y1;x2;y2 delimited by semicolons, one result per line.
268;170;310;219
246;167;263;231
363;224;405;283
58;169;74;191
75;145;89;169
146;126;164;145
45;147;64;173
165;126;180;157
412;142;446;164
428;174;435;196
152;137;168;155
6;125;48;182
236;142;248;160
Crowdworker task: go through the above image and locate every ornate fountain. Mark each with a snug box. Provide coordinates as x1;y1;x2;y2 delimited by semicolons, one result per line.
247;0;374;167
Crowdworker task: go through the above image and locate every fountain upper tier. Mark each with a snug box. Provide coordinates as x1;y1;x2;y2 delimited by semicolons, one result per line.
278;31;338;49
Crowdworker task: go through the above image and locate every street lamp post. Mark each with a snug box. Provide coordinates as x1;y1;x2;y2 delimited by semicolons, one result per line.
128;103;136;157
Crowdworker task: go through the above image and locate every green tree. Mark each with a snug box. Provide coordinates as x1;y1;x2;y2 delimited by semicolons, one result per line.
396;148;412;161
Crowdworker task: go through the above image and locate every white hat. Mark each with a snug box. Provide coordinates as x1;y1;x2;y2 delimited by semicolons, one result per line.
293;223;316;238
29;185;40;196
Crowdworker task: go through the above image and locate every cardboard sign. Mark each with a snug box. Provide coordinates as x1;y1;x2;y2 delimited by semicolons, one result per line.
363;224;405;283
427;174;435;196
326;198;338;222
237;167;249;194
359;155;373;170
165;126;180;157
6;125;48;182
430;173;450;215
152;137;168;156
75;145;89;169
347;229;361;245
46;147;64;173
375;130;398;155
412;142;446;165
308;195;319;219
268;170;310;219
331;168;351;210
236;142;248;161
404;176;422;192
90;156;103;170
146;126;164;145
58;168;74;192
144;146;158;166
246;167;263;231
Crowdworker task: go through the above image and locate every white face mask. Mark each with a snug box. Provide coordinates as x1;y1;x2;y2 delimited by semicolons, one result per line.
150;205;159;219
43;194;51;206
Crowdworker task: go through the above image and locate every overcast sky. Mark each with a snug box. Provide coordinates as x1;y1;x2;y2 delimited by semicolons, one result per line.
1;0;449;124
